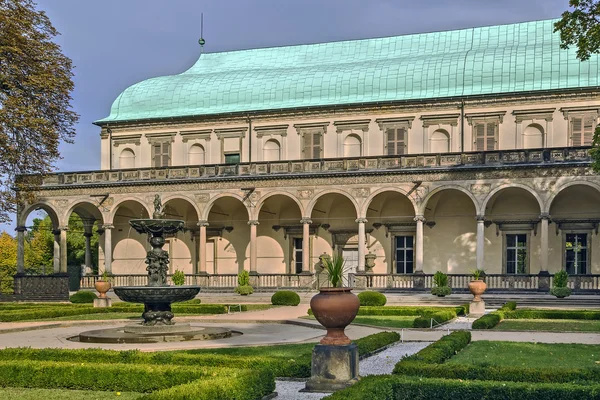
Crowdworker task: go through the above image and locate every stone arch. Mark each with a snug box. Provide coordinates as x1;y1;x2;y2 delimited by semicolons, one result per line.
306;189;360;218
362;187;418;217
64;200;105;226
203;193;250;221
108;197;152;223
254;191;304;220
19;201;61;228
481;183;544;216
419;185;480;215
547;180;600;214
161;194;201;221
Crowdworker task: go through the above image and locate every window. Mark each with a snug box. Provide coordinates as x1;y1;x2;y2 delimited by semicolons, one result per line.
394;236;414;274
224;153;240;164
303;132;322;159
188;144;205;165
152;142;170;167
474;122;497;151
119;148;135;169
565;233;588;274
386;128;406;155
263;139;281;161
293;238;303;274
343;134;362;157
430;130;450;153
570;115;596;146
506;234;527;274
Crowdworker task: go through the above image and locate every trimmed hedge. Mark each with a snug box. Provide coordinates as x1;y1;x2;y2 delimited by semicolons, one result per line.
397;331;471;366
504;309;600;320
69;291;97;304
324;375;600;400
413;310;457;328
357;291;387;306
472;302;517;330
308;306;466;317
271;291;301;306
144;369;275;400
355;331;399;354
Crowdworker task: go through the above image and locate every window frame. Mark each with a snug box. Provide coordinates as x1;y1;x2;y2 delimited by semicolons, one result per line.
301;130;324;159
562;231;591;275
569;113;597;147
292;236;303;274
472;120;498;151
393;234;415;274
502;232;530;274
151;141;172;168
385;127;407;156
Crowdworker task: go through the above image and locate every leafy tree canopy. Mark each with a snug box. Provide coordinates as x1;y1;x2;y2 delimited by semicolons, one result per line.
0;0;78;222
555;0;600;61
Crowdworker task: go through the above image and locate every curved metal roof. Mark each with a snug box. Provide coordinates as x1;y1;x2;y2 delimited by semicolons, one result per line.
96;19;600;124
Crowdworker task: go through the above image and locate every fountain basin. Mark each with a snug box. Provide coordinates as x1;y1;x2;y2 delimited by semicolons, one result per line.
113;286;200;303
129;219;185;235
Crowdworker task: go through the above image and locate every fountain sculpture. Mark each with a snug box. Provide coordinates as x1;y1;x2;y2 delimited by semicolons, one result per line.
73;195;234;343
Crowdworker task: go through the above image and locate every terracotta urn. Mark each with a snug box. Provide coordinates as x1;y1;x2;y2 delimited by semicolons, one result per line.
468;279;487;302
95;280;112;299
310;287;360;345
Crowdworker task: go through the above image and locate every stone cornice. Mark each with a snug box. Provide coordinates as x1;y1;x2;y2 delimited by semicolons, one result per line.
254;124;289;138
420;113;460;127
333;119;371;133
180;129;212;143
465;111;507;125
560;105;600;120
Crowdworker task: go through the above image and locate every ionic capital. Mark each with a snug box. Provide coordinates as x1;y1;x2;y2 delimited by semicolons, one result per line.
101;224;115;230
413;215;426;223
248;220;260;226
539;213;551;220
300;218;313;225
476;215;486;222
355;218;368;224
197;220;210;227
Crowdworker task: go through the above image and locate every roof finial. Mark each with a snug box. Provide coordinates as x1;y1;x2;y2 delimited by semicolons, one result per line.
198;13;206;52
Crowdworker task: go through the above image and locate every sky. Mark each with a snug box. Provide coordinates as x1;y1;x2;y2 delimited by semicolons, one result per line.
3;0;571;231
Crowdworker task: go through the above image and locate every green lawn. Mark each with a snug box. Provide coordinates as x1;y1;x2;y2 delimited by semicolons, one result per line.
352;315;417;328
447;341;600;369
0;388;142;400
495;319;600;332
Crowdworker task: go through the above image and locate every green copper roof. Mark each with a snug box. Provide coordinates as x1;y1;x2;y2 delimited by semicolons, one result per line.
96;19;600;124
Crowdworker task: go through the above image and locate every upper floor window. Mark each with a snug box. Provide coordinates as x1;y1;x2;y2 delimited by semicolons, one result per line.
224;153;240;164
263;139;281;161
474;122;497;151
216;128;246;164
119;148;136;169
152;142;171;167
386;127;407;155
303;131;323;159
570;114;596;146
188;144;205;165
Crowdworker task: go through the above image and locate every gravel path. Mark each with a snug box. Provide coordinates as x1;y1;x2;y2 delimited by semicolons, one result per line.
274;341;432;399
435;316;477;330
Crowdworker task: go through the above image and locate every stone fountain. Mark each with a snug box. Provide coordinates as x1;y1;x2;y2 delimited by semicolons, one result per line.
72;195;234;343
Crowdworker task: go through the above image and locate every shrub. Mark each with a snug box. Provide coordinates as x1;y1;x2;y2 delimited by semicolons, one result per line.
271;291;300;306
413;310;457;328
550;286;572;298
358;291;387;306
504;301;517;311
433;271;449;287
235;270;253;295
69;291;97;304
503;309;600;320
171;270;185;286
325;375;600;400
355;331;400;355
235;285;254;295
397;331;471;366
431;286;452;297
551;270;571;298
471;313;501;330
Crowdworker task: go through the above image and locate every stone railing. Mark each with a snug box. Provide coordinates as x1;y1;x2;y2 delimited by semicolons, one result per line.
39;146;591;187
78;272;600;293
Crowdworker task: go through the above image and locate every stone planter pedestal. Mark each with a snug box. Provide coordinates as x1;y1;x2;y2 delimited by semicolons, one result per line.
303;343;359;392
93;298;112;308
469;300;485;317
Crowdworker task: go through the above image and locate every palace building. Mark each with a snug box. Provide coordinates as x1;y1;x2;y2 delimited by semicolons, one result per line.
15;19;600;292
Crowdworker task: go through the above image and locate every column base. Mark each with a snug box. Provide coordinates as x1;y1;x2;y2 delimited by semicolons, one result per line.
469;300;485;317
93;298;112;308
303;343;359;393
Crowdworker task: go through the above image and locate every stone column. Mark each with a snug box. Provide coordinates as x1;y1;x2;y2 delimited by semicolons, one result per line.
16;226;26;274
300;218;312;274
538;213;551;290
102;224;114;274
83;232;93;272
476;215;486;271
52;229;60;274
356;218;368;273
414;215;425;273
248;220;259;275
59;226;68;273
197;220;209;275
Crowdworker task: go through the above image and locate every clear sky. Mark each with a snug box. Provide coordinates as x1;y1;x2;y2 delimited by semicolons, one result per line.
3;0;570;231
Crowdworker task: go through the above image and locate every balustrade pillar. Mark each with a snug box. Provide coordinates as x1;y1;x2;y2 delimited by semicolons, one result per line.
59;226;68;273
300;218;312;274
476;215;486;271
16;226;26;274
197;221;209;275
248;220;259;275
414;215;425;273
102;224;114;274
356;218;368;273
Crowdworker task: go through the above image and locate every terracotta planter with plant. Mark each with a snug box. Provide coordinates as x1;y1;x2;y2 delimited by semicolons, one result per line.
468;269;486;301
95;272;112;299
310;255;360;346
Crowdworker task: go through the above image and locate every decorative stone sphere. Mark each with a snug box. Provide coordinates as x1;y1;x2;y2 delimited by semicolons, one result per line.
150;236;165;248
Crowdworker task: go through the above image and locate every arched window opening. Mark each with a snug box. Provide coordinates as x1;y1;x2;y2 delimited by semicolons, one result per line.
119;148;136;169
523;124;544;149
263;139;281;161
430;130;450;153
188;144;206;165
343;134;362;157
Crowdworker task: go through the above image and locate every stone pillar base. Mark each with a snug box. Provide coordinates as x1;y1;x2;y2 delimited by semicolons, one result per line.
538;270;550;291
413;270;425;289
303;343;359;393
469;300;485;317
93;298;112;308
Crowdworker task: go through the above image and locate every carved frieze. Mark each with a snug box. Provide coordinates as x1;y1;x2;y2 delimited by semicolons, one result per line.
195;194;210;203
352;188;370;198
297;189;314;200
470;184;491;195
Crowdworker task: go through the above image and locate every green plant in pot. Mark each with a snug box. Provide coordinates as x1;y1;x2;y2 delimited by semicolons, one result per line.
234;270;254;295
468;269;486;302
310;254;360;345
550;270;572;298
95;271;113;299
430;271;452;297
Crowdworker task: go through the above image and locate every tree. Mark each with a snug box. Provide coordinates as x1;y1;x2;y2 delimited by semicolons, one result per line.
0;231;17;293
554;0;600;61
0;0;78;222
